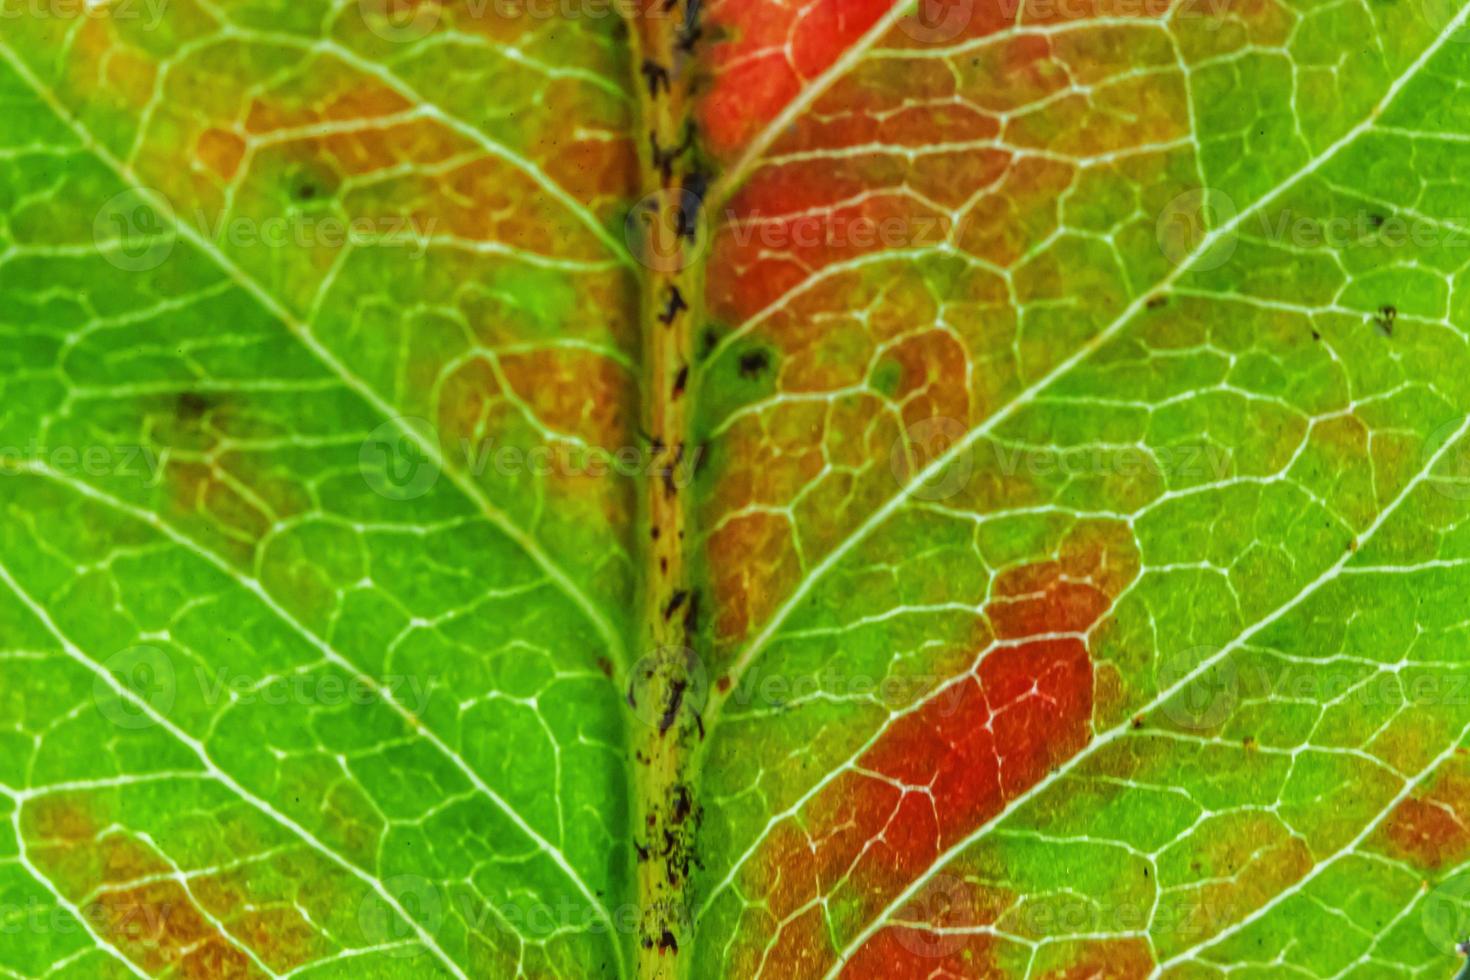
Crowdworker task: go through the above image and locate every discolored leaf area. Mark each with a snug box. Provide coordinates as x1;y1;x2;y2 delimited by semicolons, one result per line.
3;0;1470;978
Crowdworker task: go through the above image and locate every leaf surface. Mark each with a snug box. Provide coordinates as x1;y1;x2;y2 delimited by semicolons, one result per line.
4;1;1470;978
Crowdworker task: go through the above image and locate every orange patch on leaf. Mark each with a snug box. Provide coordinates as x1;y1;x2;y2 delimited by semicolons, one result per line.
1036;938;1156;979
1383;769;1470;870
24;795;258;977
698;0;898;157
708;511;802;641
736;523;1139;977
839;927;1000;979
196;129;247;181
987;522;1138;641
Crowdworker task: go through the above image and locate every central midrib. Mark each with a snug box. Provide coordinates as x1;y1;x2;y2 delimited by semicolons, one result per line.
625;2;708;979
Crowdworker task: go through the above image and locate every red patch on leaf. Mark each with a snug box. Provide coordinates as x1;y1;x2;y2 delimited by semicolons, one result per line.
737;524;1136;977
698;0;898;157
26;796;253;977
27;794;328;975
1382;769;1470;870
839;927;1001;978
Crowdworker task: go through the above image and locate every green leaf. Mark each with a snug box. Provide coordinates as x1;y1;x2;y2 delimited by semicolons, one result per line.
3;0;1470;978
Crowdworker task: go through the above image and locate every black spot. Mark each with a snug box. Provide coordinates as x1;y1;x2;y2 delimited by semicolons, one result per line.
699;327;721;360
682;590;701;637
1374;304;1396;336
661;444;684;497
738;349;770;379
175;392;211;421
680;170;710;215
659;285;689;325
670;785;693;824
641;59;671;98
659;680;686;736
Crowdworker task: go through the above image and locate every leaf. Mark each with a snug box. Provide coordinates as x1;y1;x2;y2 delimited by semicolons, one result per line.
3;0;1470;978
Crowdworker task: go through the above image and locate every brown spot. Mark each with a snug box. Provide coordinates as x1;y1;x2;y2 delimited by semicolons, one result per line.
738;349;771;379
196;129;246;181
1383;770;1470;870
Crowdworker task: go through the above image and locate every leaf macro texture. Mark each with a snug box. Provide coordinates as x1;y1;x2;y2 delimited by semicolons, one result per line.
3;0;1470;978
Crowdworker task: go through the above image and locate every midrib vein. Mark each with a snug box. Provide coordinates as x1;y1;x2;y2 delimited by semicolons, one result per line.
624;2;709;978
